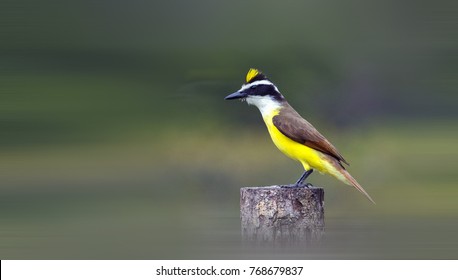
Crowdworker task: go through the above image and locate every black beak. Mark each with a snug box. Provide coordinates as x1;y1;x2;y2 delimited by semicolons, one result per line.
224;91;246;100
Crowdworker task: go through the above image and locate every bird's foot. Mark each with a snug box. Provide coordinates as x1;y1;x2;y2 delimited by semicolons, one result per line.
281;182;312;188
295;169;314;186
295;182;312;188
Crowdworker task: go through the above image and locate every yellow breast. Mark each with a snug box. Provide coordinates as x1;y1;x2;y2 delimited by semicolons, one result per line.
262;110;330;173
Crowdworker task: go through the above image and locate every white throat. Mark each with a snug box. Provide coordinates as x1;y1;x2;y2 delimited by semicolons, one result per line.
246;95;282;116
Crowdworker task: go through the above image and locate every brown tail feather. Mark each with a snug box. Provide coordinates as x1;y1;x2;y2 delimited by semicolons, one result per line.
341;169;376;204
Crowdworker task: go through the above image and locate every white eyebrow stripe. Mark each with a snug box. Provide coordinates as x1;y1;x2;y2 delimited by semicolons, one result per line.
239;80;280;92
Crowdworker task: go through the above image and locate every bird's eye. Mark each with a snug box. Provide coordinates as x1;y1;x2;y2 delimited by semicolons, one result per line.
250;85;257;90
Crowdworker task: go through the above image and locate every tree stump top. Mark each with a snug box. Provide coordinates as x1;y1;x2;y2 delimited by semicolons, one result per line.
240;185;324;244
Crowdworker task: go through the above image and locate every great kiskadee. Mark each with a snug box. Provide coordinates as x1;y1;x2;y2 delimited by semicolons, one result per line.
225;68;375;204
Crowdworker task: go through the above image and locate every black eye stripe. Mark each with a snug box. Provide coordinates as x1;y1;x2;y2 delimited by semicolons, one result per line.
251;84;273;94
243;84;284;101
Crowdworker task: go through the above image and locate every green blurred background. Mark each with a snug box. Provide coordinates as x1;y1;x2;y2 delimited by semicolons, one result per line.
1;0;457;259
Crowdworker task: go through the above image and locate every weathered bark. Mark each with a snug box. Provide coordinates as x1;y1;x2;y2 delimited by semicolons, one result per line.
240;185;324;244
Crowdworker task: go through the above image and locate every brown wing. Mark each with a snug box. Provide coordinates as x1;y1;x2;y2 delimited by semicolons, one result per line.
272;105;349;165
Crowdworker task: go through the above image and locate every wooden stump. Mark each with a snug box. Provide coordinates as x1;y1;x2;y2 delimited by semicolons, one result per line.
240;185;324;244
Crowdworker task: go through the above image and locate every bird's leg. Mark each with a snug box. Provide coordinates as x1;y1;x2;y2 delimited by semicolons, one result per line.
295;169;314;187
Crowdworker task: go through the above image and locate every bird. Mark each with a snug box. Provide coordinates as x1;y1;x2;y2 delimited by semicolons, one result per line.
225;68;375;204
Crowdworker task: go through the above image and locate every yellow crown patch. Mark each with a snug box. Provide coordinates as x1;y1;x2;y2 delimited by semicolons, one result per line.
246;68;261;83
